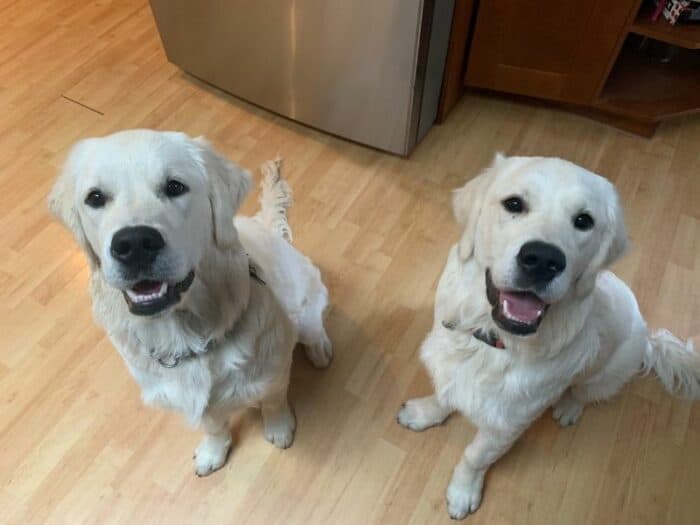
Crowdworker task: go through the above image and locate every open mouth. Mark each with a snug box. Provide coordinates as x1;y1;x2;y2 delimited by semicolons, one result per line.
485;270;548;335
122;271;195;316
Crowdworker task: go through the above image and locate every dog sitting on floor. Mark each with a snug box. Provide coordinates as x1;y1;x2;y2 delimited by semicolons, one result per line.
397;154;699;519
49;130;332;476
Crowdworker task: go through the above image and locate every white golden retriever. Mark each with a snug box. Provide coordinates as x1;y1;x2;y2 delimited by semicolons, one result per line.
398;154;699;519
49;129;332;476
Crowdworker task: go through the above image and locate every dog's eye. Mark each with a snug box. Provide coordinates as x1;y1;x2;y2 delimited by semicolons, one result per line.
573;213;594;231
85;189;107;208
165;179;189;198
502;196;526;214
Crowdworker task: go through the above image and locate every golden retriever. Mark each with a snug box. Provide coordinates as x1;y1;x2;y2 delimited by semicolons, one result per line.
49;130;332;476
398;154;699;519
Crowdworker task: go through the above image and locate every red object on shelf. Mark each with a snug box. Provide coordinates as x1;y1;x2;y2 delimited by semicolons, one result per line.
651;1;666;21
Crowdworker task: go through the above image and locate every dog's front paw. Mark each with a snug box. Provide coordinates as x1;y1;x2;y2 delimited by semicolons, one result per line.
397;397;449;431
264;406;296;449
446;471;484;520
193;435;231;477
553;394;584;427
397;401;428;431
304;334;333;368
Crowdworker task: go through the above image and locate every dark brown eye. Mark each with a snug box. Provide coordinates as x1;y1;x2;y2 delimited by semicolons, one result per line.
85;189;107;208
502;196;526;214
574;213;594;231
165;179;188;198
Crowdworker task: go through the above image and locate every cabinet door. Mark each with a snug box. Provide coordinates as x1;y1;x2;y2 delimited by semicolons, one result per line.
465;0;638;104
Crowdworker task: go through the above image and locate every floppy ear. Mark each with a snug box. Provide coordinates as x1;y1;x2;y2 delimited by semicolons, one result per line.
194;137;252;250
47;140;100;269
576;188;628;295
452;153;503;261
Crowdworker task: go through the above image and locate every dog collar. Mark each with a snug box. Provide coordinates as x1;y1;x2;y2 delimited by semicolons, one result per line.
152;350;190;368
472;328;505;349
441;320;505;349
248;260;266;286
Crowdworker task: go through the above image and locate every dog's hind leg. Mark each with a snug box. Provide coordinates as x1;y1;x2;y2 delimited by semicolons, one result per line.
552;389;586;427
194;411;232;477
262;388;296;449
298;281;333;368
554;334;646;427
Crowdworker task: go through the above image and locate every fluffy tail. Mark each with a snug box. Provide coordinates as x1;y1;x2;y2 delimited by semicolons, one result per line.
644;329;700;399
255;156;293;242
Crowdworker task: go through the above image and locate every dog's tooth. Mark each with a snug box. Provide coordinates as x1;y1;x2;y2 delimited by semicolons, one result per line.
127;283;168;304
502;299;512;319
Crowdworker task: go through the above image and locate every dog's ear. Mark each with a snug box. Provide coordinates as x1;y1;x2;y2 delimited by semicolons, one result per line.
576;186;628;295
194;137;252;250
452;153;503;261
47;140;100;269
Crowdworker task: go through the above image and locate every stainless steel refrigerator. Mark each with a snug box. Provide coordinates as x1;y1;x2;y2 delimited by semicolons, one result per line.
150;1;454;155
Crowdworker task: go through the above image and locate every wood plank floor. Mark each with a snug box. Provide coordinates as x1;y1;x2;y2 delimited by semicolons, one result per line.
1;1;699;524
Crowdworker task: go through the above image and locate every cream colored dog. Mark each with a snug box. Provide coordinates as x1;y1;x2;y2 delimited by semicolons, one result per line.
49;130;332;476
398;155;699;519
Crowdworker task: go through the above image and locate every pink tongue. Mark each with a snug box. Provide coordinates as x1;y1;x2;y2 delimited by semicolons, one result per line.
499;291;545;324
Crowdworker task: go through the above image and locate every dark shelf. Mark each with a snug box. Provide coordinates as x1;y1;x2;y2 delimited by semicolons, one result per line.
630;5;700;50
597;39;700;120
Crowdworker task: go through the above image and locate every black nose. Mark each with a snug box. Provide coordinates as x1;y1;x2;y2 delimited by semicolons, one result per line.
110;226;165;267
517;241;566;284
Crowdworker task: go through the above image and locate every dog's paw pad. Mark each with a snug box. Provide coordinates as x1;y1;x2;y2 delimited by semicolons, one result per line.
193;437;231;477
304;335;333;369
553;396;584;427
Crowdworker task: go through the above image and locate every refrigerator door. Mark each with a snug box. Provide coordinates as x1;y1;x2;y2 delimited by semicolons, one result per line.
150;0;436;154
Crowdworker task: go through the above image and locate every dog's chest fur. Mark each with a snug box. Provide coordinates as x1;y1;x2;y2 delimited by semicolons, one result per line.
93;267;295;426
421;327;591;431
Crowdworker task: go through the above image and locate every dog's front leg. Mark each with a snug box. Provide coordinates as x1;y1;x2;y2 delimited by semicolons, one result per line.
446;426;522;519
193;411;232;477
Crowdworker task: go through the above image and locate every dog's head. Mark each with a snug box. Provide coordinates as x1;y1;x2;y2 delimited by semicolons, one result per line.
48;129;251;317
453;154;627;336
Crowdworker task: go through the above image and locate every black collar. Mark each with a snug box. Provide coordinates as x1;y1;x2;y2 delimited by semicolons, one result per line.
472;328;505;349
248;260;266;285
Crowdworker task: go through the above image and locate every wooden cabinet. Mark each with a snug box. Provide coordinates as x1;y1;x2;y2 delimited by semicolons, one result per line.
440;0;700;136
465;0;638;105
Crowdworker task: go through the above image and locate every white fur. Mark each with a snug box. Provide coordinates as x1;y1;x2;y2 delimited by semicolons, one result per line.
398;155;699;519
48;130;332;476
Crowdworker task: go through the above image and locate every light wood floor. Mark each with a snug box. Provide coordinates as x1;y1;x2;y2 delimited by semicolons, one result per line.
1;1;699;524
